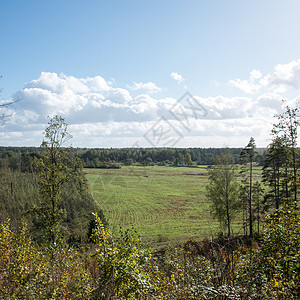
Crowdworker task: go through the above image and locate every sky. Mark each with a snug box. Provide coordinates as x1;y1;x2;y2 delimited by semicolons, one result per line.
1;0;300;148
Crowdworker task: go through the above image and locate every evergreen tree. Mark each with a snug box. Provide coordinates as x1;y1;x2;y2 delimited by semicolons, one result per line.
262;137;289;210
272;101;299;203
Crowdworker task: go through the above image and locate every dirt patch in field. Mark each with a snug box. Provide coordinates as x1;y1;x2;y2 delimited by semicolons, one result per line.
165;172;209;176
185;172;208;176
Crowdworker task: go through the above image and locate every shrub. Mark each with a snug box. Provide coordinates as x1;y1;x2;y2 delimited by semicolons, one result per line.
91;213;153;299
0;220;92;299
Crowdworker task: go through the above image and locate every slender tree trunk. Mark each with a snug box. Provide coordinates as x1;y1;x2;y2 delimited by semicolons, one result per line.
226;182;230;237
257;194;260;235
292;148;297;202
226;198;230;237
284;165;289;200
275;169;280;209
290;116;297;203
10;182;13;198
249;159;253;237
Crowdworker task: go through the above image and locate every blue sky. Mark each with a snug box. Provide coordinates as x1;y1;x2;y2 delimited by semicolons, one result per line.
1;0;300;148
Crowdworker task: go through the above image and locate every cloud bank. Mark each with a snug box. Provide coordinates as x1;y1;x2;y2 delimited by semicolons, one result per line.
2;59;299;148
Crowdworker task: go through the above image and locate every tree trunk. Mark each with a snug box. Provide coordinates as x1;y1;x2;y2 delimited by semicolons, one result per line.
249;159;253;237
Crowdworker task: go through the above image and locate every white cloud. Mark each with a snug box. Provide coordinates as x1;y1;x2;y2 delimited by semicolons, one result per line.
128;81;162;94
27;72;90;94
82;76;111;92
262;59;300;89
2;68;299;148
199;96;253;119
230;59;300;94
256;93;283;110
171;72;184;84
6;73;170;131
229;69;262;94
250;69;262;81
105;88;133;103
229;79;260;94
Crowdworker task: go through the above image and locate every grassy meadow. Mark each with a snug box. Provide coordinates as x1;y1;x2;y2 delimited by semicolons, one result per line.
85;165;262;247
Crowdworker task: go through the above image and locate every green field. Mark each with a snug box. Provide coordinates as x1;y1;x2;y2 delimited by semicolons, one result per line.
85;166;260;247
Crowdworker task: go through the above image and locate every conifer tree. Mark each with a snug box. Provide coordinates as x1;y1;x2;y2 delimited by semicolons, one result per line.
272;101;299;203
262;137;289;209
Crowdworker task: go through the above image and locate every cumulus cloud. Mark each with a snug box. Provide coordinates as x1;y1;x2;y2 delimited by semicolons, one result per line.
128;81;162;94
261;59;300;90
12;72;164;125
256;93;284;111
229;59;300;94
229;69;262;94
202;96;246;118
2;68;298;147
171;72;184;84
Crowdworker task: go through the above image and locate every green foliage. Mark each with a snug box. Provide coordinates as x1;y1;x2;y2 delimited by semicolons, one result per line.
91;213;153;299
272;101;299;202
0;207;299;299
184;152;193;166
149;246;214;299
262;137;290;209
252;181;264;235
78;147;257;167
0;167;97;244
33;115;82;244
260;204;300;295
0;220;92;299
59;174;98;243
206;152;241;236
236;204;300;298
0;168;40;228
87;209;109;242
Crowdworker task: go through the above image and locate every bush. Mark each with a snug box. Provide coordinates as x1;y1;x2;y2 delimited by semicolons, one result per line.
236;204;300;298
91;213;153;299
0;220;92;299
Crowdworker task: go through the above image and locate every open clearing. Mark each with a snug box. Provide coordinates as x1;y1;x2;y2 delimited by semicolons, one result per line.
85;166;261;247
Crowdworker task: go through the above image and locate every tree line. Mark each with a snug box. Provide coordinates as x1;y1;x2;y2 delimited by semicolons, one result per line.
0;145;266;171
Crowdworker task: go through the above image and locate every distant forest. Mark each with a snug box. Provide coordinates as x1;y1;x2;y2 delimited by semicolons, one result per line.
0;146;266;170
